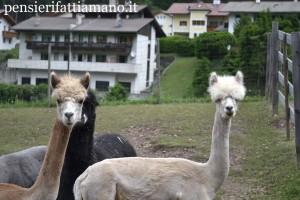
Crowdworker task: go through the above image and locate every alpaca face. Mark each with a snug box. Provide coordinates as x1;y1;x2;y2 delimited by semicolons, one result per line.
208;71;246;119
51;72;90;128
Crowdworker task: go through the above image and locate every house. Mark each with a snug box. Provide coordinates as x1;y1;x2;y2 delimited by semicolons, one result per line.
155;11;173;36
7;8;165;96
221;0;300;33
0;10;19;50
156;0;228;38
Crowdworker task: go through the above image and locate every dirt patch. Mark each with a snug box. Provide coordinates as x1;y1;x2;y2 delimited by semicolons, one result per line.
120;125;258;199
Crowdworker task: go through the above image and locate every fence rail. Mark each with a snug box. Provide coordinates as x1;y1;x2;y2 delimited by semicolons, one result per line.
266;22;300;168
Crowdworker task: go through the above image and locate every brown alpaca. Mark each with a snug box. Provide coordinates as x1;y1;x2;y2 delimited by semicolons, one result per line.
0;72;90;200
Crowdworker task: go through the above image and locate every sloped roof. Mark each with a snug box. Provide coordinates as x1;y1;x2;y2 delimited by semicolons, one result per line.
12;16;165;37
167;3;228;16
0;10;16;25
221;1;300;13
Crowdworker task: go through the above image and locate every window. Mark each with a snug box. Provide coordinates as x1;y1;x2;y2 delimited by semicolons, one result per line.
78;34;85;42
87;54;93;62
55;34;60;42
194;33;198;38
21;77;30;85
54;53;59;61
64;53;69;61
36;78;48;85
119;82;131;93
2;38;6;43
97;34;106;43
96;54;106;62
179;21;187;26
119;35;132;44
192;20;205;26
88;34;94;43
42;34;52;42
8;39;12;44
64;34;69;42
119;56;127;63
96;81;109;92
41;52;48;60
78;54;83;62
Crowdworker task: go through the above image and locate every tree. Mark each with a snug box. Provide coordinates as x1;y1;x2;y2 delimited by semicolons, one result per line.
193;58;212;97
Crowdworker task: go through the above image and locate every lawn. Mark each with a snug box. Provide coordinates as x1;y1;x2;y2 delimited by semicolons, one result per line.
0;102;300;199
160;56;198;98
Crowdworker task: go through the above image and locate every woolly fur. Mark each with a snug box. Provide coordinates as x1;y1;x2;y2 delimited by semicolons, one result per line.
52;75;88;101
208;71;246;102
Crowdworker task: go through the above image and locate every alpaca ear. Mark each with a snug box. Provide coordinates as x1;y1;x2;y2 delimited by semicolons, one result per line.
51;72;61;89
209;72;218;86
80;72;90;89
235;71;244;84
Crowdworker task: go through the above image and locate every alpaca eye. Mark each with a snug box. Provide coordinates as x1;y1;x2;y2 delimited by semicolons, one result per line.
57;99;62;104
78;99;84;104
215;98;222;103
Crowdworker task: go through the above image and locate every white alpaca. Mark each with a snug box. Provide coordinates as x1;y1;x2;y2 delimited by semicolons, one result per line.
73;71;246;200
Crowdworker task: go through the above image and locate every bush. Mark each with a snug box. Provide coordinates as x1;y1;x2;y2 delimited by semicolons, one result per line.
0;83;48;104
160;36;194;56
192;58;212;97
104;83;129;101
195;32;236;59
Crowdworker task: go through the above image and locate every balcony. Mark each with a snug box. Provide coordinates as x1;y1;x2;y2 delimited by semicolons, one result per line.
26;41;132;55
3;31;17;39
8;59;139;74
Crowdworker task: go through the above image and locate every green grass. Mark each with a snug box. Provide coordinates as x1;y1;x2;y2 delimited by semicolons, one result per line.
160;56;198;98
0;102;299;199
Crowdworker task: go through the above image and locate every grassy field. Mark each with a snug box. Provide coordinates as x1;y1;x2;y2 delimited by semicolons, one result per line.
0;102;299;199
160;56;198;98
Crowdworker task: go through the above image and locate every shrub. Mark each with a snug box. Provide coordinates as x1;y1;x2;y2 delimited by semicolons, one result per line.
0;83;48;104
160;36;194;56
192;58;212;97
104;83;129;101
195;32;236;59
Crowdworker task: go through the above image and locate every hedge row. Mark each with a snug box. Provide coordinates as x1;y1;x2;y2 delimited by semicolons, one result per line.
0;84;48;103
195;32;236;59
160;36;195;57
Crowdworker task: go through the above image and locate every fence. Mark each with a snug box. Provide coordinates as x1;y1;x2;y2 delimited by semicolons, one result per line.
266;22;300;168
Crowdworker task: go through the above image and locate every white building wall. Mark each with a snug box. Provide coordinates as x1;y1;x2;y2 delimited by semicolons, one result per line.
19;33;33;59
149;26;156;85
0;19;19;50
155;13;172;36
133;34;148;93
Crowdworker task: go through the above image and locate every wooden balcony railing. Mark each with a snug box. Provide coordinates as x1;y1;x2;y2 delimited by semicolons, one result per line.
26;41;132;55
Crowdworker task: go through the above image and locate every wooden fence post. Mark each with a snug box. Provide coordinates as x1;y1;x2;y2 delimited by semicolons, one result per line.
271;22;279;115
283;34;290;140
265;33;271;101
291;32;300;168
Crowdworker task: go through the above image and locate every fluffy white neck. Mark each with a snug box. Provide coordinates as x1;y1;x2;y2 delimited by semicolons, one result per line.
206;105;231;191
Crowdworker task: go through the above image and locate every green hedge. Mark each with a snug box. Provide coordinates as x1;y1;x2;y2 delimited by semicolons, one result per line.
160;36;195;57
195;32;236;59
0;84;48;103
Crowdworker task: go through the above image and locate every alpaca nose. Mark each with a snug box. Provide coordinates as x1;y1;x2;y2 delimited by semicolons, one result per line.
65;112;74;120
226;106;233;112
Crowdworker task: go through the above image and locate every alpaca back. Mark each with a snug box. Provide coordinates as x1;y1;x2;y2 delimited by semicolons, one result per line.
0;146;46;187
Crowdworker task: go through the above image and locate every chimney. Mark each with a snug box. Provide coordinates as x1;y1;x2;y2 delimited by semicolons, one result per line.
213;0;221;5
109;0;118;5
76;14;84;25
115;13;122;28
34;13;40;27
256;0;260;3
